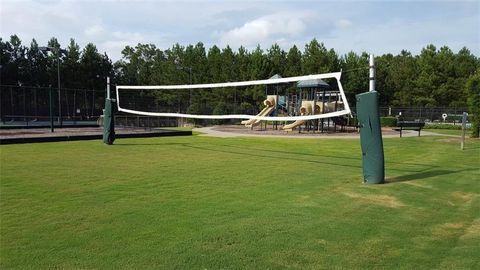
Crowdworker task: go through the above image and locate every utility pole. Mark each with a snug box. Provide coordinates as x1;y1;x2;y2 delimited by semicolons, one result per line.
57;52;62;126
188;67;192;106
174;58;193;106
49;86;54;132
40;46;67;127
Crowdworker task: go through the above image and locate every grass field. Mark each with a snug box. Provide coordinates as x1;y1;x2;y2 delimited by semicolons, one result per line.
424;128;467;136
1;134;479;269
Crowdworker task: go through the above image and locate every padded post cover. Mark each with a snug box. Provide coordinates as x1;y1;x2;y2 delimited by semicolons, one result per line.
103;99;116;145
356;91;385;184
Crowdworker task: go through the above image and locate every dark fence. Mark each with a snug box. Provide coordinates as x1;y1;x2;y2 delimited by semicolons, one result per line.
2;84;470;128
378;107;470;123
1;84;105;125
114;114;178;129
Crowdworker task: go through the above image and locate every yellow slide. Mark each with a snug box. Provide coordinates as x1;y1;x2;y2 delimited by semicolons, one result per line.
242;95;277;128
282;100;315;131
283;101;342;131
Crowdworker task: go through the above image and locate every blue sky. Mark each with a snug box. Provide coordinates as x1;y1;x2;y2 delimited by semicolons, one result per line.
1;0;479;60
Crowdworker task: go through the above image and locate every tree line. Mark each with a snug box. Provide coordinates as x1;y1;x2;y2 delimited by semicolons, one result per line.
1;35;112;92
1;35;478;109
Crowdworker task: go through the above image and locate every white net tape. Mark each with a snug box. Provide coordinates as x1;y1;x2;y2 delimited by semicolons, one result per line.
116;72;351;121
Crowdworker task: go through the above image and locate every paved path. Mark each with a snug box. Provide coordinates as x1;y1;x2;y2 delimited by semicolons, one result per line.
193;126;447;139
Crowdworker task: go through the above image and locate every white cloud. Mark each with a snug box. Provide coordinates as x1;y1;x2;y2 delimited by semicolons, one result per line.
218;12;313;48
103;31;147;58
0;0;478;61
325;14;479;56
336;19;352;29
84;25;106;38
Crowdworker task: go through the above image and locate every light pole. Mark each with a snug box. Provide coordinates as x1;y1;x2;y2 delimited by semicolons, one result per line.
40;46;67;126
186;66;192;105
174;59;193;105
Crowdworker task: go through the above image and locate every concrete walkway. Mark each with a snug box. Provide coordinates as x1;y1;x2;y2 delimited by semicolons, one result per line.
193;126;446;139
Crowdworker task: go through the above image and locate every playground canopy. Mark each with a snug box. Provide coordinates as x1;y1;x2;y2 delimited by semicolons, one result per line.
269;74;283;80
296;79;330;89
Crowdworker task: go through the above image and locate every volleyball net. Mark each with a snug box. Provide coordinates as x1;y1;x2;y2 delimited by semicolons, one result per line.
115;71;351;122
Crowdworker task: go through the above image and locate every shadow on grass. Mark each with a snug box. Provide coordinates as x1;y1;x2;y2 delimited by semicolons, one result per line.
113;139;478;186
112;140;362;169
206;142;439;173
182;143;363;169
113;140;361;163
114;142;189;146
386;168;478;183
214;142;361;161
112;140;443;173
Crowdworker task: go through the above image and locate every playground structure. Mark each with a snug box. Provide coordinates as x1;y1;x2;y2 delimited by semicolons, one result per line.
242;76;352;133
241;95;277;128
283;100;342;131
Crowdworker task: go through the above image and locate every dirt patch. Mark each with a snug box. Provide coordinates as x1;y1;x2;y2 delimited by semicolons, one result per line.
460;219;480;240
315;239;327;245
448;191;476;206
295;195;319;207
436;138;459;143
343;192;405;208
441;223;464;229
402;181;433;189
432;223;464;238
429;219;480;245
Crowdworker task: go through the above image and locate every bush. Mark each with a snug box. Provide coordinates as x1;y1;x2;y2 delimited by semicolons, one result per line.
212;102;229;125
425;123;471;130
380;117;397;127
186;103;203;126
239;102;254;114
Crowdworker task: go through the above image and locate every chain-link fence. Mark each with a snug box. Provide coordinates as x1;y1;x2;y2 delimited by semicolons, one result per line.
113;115;178;129
1;85;105;126
1;84;471;128
1;84;182;128
378;106;470;124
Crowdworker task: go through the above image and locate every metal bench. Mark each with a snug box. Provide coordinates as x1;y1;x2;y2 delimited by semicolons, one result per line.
394;121;425;137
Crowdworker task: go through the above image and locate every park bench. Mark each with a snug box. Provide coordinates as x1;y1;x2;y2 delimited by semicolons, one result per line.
394;121;425;137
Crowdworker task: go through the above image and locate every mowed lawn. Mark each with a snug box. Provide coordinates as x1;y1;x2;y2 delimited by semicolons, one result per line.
1;134;479;269
424;128;466;136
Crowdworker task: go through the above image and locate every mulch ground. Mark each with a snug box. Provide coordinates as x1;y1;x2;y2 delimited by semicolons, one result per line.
212;124;399;137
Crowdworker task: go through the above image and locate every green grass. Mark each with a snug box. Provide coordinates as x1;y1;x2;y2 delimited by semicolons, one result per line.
1;135;479;269
424;128;465;136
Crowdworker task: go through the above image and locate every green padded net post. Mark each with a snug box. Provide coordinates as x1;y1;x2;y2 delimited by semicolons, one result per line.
103;98;116;145
356;91;385;184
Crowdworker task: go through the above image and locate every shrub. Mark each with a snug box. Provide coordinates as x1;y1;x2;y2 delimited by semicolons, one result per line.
380;117;397;127
212;102;229;125
466;73;480;137
239;102;254;114
186;103;203;126
425;123;471;130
